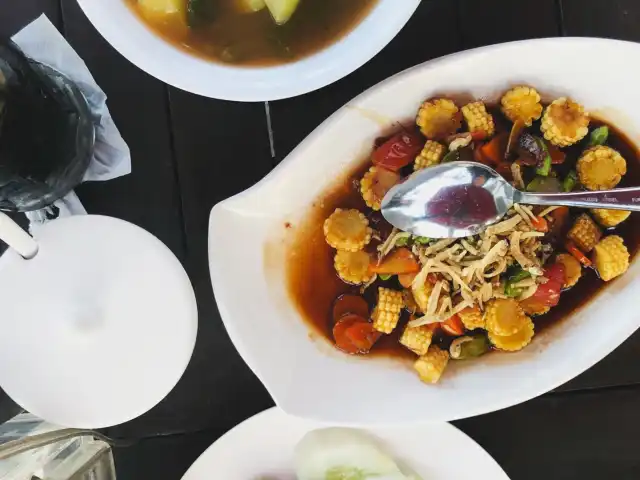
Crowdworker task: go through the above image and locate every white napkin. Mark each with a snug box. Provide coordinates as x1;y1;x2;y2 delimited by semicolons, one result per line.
10;15;131;228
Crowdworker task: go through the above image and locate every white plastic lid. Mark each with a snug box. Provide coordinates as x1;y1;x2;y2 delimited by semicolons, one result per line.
0;215;197;428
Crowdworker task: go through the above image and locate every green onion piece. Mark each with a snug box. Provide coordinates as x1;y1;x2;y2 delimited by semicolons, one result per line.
413;236;431;245
588;126;609;147
395;236;409;247
535;137;552;176
378;274;393;281
450;335;491;360
504;284;522;298
509;268;531;283
442;150;459;163
503;266;531;297
563;170;578;192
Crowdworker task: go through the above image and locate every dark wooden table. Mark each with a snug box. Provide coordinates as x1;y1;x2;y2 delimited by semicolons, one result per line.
3;1;640;478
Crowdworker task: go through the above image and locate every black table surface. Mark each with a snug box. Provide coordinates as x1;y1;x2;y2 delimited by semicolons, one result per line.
3;1;640;478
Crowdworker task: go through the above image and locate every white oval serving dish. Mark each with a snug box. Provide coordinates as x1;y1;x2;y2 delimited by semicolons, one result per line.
209;38;640;424
75;0;420;101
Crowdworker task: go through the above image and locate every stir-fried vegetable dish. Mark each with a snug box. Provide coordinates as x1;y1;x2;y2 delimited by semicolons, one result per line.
128;0;376;65
288;86;640;385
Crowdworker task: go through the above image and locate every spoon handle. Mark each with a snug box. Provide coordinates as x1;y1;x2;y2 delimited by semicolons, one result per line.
517;186;640;211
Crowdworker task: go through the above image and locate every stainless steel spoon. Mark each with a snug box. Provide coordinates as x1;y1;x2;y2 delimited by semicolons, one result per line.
381;161;640;239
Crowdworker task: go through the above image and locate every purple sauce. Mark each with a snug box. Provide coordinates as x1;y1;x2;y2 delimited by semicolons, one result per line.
426;184;497;228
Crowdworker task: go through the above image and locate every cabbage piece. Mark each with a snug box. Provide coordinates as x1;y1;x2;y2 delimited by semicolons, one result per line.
295;428;421;480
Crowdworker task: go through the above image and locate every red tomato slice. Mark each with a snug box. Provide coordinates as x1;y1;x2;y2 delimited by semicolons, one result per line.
345;322;382;353
545;262;566;286
372;131;423;171
527;263;566;308
332;294;370;324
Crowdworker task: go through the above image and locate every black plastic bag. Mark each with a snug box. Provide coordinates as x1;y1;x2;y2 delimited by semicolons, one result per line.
0;40;95;212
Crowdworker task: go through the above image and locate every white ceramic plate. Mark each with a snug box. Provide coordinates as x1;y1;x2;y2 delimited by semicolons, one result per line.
75;0;420;101
209;38;640;424
181;407;510;479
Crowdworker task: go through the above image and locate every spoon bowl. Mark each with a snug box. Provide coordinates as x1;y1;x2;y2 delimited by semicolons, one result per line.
382;161;640;238
381;162;513;238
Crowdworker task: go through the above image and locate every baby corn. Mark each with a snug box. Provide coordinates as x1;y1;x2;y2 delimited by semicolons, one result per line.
567;214;602;253
372;287;404;334
414;140;446;171
592;235;630;281
414;346;449;384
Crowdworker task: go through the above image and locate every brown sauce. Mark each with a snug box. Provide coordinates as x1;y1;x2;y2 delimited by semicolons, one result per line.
127;0;378;66
286;113;640;361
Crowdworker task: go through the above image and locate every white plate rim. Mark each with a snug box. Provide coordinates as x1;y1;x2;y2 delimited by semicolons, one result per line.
181;407;511;479
74;0;421;101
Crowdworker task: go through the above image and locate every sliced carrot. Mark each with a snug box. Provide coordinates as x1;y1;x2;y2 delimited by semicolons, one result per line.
478;133;508;166
369;247;420;275
398;272;418;288
441;314;465;336
565;240;592;267
473;146;489;164
531;216;549;233
333;315;364;353
549;206;570;238
332;294;369;324
345;322;382;353
333;315;362;354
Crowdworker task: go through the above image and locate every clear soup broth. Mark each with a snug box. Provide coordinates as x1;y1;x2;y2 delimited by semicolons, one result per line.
127;0;378;66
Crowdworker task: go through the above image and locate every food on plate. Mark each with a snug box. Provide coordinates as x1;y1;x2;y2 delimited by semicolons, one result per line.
592;235;630;281
416;98;462;140
399;324;434;356
414;140;446;171
360;167;401;211
566;213;602;253
334;250;373;285
576;145;627;190
323;208;372;252
414;345;449;384
555;253;582;288
487;316;535;352
462;101;496;137
541;97;590;147
128;0;377;65
371;287;404;334
287;86;639;384
295;428;422;480
501;86;543;126
591;208;631;228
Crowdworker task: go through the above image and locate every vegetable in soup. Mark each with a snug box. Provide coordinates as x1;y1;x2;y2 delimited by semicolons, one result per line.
286;86;640;385
128;0;378;65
